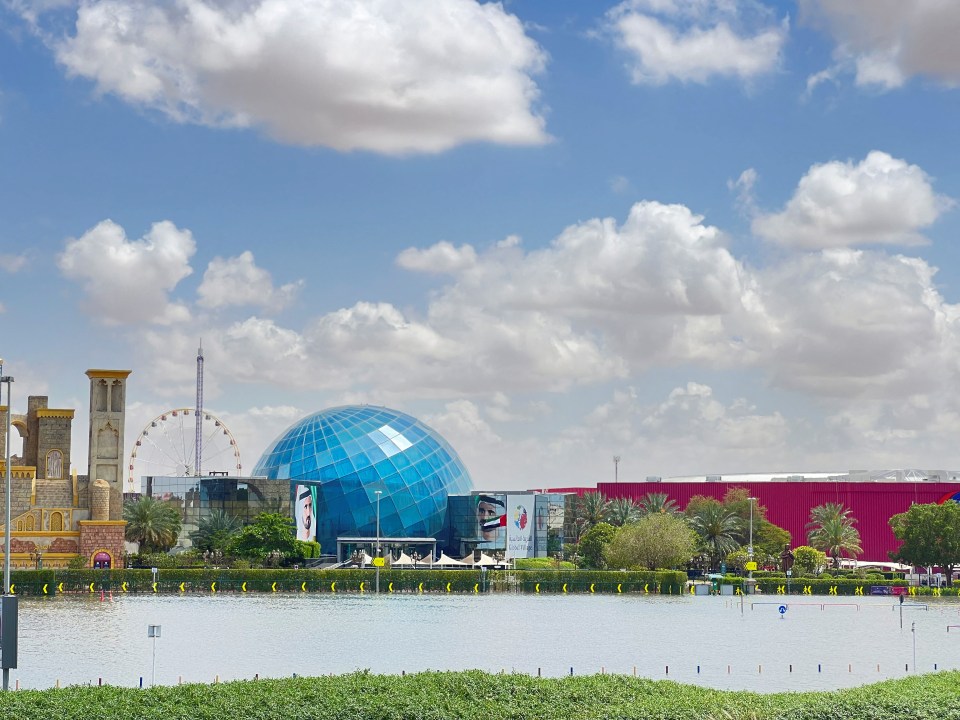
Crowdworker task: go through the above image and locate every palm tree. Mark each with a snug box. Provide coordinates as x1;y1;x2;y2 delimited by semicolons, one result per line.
578;492;611;527
638;492;680;516
807;503;862;568
606;497;641;526
123;496;182;553
189;509;242;553
690;503;742;570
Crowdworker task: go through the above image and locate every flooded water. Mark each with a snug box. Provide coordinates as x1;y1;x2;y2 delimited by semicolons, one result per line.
11;592;960;692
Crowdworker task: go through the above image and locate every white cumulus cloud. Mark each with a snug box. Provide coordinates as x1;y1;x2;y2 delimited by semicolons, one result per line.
801;0;960;90
57;219;195;325
752;151;953;249
396;241;478;274
49;0;548;154
0;253;28;273
606;0;786;85
198;251;302;312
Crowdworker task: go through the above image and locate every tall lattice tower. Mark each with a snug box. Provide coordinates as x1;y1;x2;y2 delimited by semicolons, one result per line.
195;341;204;476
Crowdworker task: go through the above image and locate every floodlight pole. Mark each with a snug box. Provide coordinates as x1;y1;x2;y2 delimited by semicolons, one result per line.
375;490;382;594
1;363;14;691
613;455;620;483
748;497;756;580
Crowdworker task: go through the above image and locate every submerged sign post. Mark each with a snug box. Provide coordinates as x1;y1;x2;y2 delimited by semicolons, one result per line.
148;625;161;686
1;596;17;671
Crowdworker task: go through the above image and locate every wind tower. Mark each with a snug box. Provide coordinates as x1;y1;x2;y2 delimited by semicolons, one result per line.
195;341;204;476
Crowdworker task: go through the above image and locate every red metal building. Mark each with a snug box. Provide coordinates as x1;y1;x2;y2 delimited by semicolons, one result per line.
592;480;960;562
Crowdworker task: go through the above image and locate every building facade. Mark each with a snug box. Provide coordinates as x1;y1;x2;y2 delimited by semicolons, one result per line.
0;369;129;568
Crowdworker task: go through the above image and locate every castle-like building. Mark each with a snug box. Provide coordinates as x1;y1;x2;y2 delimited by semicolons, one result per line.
0;370;130;568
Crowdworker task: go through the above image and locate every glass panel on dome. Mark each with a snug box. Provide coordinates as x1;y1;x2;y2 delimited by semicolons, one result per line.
378;423;400;439
378;441;399;458
392;433;412;452
367;429;388;445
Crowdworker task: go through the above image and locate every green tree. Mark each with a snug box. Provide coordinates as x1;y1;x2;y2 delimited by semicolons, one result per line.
807;503;862;568
123;496;182;553
228;512;306;564
689;500;742;570
578;522;618;569
721;487;766;546
754;521;792;567
189;510;242;553
578;492;611;527
725;548;750;573
637;492;680;517
791;545;827;576
605;513;696;570
890;502;960;583
606;497;641;526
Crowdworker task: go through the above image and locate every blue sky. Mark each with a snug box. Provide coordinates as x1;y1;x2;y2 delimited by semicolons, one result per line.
3;0;960;490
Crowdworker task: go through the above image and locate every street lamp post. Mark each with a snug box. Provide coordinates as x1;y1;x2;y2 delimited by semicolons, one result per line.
1;362;16;691
375;489;382;594
748;497;756;581
613;456;620;483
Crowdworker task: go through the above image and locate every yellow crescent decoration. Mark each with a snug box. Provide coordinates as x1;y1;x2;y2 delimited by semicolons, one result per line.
590;583;595;593
242;582;247;592
446;582;452;593
474;583;479;593
271;582;277;592
179;582;186;593
388;582;394;593
89;582;95;592
42;584;48;595
57;582;64;592
418;582;423;593
562;583;567;593
211;582;217;593
301;582;307;592
360;582;365;593
535;583;540;593
152;582;158;593
644;584;649;593
617;583;622;593
122;582;128;592
9;584;13;593
331;581;337;592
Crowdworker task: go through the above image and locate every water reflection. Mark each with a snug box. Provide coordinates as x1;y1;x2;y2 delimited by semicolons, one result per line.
13;593;960;692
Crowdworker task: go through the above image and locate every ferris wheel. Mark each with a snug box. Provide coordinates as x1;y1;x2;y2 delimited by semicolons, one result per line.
127;408;242;493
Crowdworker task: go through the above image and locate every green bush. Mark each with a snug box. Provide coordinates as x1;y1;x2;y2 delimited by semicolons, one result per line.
2;670;960;719
4;568;688;595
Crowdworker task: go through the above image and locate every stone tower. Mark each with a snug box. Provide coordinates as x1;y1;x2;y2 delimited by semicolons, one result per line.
86;369;131;521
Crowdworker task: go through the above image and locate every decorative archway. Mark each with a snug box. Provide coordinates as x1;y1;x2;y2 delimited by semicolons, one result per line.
92;550;113;569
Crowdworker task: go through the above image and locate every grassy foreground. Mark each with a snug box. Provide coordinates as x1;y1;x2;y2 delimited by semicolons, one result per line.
1;670;958;720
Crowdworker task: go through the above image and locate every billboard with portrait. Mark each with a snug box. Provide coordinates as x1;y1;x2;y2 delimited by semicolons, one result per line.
447;493;506;553
293;483;318;542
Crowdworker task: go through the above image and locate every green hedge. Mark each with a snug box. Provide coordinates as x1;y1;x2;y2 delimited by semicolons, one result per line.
2;670;960;719
510;569;686;594
5;568;686;596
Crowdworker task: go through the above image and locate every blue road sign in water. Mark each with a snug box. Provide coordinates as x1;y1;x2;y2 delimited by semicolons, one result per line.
779;605;787;615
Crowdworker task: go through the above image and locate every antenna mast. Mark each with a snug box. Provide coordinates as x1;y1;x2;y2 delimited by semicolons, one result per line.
195;341;204;476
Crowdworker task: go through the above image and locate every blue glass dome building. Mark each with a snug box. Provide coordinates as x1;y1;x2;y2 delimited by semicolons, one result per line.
253;406;473;551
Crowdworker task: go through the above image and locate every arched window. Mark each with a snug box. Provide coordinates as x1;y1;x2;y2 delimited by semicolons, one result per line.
46;449;64;479
24;515;35;531
50;511;63;532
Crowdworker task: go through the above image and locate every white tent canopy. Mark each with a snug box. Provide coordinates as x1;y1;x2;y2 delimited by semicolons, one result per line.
434;553;466;566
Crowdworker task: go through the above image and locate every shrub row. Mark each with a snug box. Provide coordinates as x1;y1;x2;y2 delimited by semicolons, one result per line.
7;568;686;595
2;669;960;719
